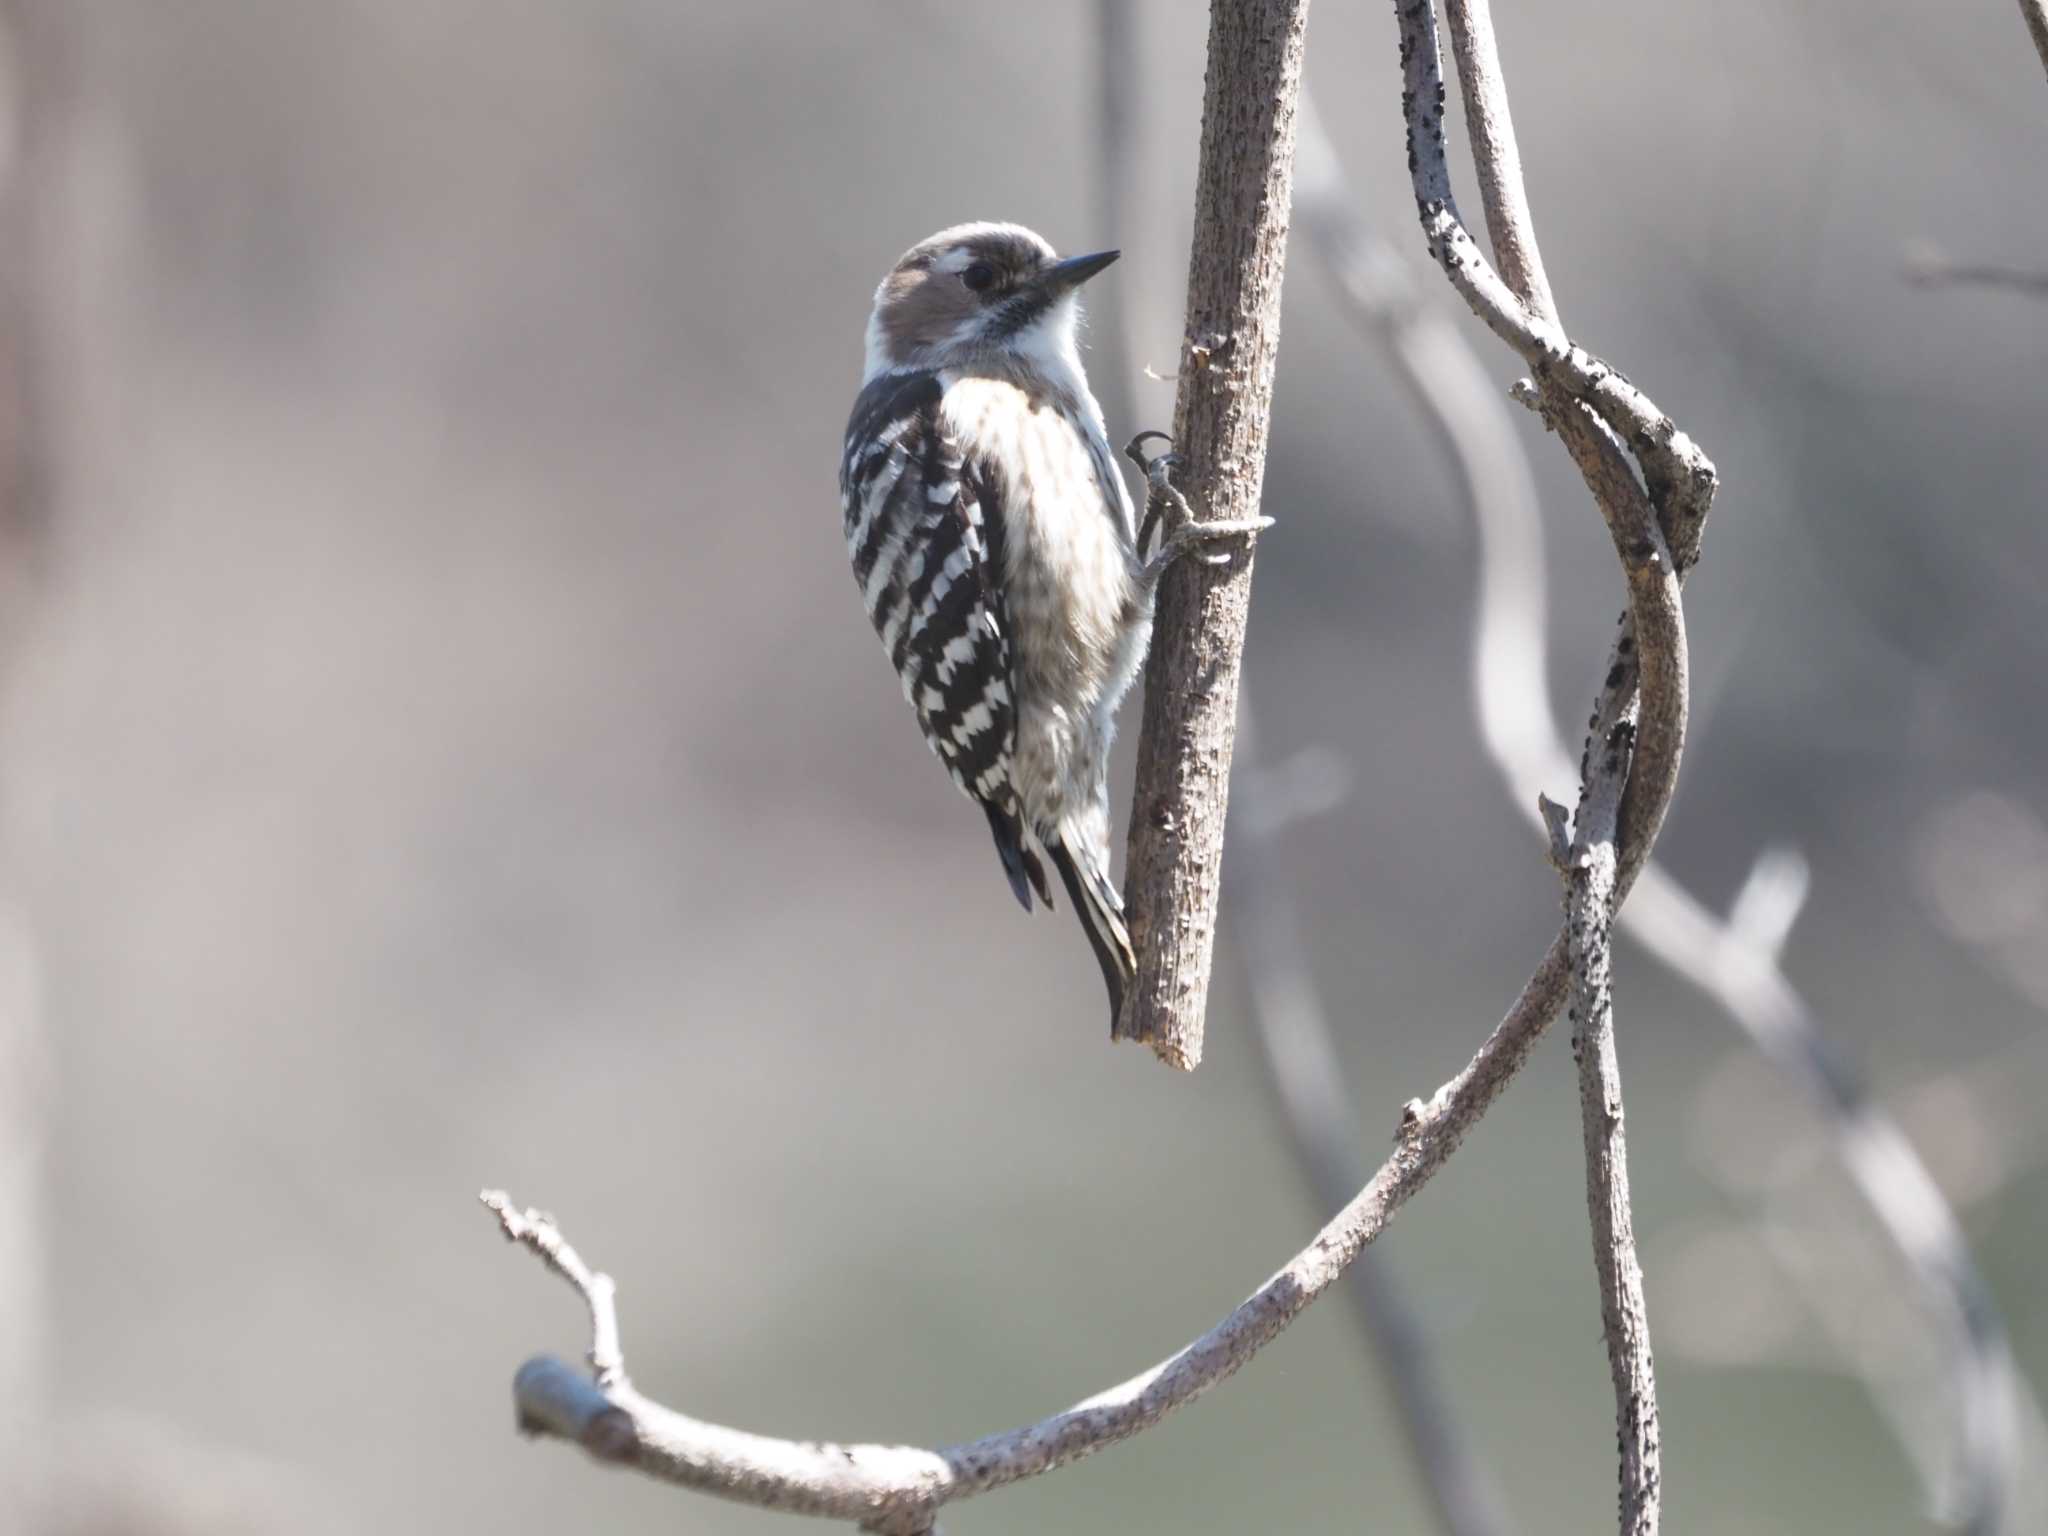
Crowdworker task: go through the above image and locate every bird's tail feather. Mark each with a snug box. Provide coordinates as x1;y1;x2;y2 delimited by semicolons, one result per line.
985;801;1053;911
1047;834;1137;1036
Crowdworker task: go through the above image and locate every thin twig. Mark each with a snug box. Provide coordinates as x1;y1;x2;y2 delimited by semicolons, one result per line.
1119;0;1310;1069
482;955;1568;1534
1438;0;1556;325
483;1193;625;1390
1393;1;1713;563
1228;713;1518;1536
1531;376;1677;1536
1550;395;1684;1536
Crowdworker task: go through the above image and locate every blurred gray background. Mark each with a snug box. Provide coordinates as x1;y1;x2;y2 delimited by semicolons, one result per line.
2;1;2045;1532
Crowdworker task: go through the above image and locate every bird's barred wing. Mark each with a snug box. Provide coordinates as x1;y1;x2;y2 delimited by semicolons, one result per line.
841;371;1025;835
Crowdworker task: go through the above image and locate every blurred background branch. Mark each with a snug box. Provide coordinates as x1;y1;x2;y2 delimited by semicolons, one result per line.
0;0;61;1523
1902;246;2048;300
1227;717;1519;1536
2019;0;2048;82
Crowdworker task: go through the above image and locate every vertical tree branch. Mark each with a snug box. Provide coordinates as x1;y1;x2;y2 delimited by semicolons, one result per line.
1565;763;1663;1535
1120;0;1310;1068
1538;392;1682;1536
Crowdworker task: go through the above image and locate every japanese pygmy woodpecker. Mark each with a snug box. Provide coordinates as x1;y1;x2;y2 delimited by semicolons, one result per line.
839;222;1267;1031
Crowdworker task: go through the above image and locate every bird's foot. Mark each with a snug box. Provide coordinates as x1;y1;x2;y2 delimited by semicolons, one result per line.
1125;430;1273;581
1144;513;1277;581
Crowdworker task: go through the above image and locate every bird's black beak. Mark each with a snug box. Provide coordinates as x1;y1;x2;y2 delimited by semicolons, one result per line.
1040;249;1120;296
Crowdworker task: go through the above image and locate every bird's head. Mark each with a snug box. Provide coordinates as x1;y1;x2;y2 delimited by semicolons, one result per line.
863;222;1118;384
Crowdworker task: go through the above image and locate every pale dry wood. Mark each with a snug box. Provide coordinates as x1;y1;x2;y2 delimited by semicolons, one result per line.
1439;0;1556;325
1539;392;1679;1536
1118;0;1310;1068
1392;0;1713;557
482;952;1568;1534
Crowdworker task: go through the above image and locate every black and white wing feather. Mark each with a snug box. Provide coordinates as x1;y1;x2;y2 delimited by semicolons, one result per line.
841;369;1051;911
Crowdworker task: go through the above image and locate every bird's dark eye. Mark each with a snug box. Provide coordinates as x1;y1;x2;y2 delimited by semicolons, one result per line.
962;261;997;292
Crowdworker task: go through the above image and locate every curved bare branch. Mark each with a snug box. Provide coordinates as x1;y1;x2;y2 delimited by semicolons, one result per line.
481;960;1564;1534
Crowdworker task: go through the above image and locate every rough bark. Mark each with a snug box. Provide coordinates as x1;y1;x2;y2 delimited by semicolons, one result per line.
1119;0;1310;1068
